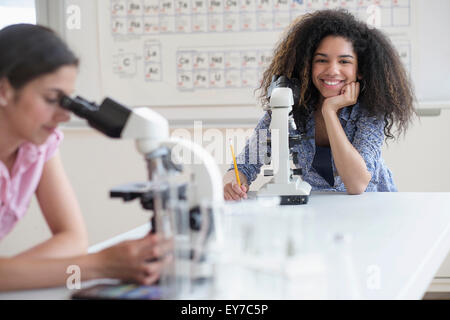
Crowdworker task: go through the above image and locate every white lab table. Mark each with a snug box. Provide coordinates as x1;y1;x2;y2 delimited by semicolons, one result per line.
1;192;449;300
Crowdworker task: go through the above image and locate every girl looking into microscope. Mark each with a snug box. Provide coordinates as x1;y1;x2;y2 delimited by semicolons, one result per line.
0;24;171;291
223;9;415;200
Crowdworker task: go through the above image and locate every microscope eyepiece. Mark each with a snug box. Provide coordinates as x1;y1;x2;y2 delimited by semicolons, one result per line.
59;95;99;114
57;94;131;138
59;95;73;110
267;75;301;106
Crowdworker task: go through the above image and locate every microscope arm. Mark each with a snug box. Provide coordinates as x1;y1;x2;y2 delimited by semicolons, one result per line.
160;137;224;206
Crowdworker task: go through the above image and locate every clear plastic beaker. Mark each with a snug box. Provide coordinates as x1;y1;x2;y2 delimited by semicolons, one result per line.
213;197;293;299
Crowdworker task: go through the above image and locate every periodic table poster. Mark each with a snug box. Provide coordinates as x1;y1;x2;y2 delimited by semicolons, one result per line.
97;0;416;107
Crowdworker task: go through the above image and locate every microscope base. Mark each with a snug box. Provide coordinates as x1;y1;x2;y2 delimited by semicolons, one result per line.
280;194;309;205
257;178;311;205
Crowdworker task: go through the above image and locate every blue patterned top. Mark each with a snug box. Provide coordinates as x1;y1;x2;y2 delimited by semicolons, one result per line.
231;102;397;192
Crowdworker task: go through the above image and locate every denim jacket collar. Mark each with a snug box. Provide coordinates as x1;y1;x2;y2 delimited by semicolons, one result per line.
338;101;360;122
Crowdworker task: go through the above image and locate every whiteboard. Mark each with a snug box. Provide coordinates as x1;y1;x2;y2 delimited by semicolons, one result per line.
94;0;449;108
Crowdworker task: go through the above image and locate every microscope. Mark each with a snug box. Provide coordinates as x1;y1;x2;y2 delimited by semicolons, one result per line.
60;95;225;296
59;95;223;239
257;75;312;205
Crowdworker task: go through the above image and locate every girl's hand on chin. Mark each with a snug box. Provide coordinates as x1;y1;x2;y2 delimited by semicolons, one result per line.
322;81;360;114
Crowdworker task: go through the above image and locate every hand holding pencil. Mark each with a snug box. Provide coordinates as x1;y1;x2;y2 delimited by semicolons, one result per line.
230;142;241;186
223;140;248;201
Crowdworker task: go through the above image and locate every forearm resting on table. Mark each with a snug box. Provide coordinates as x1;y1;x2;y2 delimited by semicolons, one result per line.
322;109;371;194
14;230;88;260
0;254;101;291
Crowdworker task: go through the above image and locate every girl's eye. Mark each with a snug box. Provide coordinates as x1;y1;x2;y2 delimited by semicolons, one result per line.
315;59;327;63
45;97;59;104
340;60;351;64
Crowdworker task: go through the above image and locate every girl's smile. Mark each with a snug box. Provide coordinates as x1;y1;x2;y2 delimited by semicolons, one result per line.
320;78;346;90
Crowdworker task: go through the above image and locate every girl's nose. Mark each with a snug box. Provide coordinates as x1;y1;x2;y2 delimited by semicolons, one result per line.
325;61;340;75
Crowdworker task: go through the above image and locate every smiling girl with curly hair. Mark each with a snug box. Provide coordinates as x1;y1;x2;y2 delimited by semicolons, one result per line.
223;9;416;199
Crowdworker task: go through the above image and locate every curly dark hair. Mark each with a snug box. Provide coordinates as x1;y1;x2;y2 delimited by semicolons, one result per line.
258;9;416;140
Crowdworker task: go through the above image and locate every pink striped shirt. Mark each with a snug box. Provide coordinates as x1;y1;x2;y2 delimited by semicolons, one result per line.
0;130;63;240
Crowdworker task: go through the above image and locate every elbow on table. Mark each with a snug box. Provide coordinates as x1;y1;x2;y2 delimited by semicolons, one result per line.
344;172;371;195
347;188;364;195
346;182;369;195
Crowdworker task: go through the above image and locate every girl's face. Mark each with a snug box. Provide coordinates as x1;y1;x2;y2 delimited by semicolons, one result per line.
312;36;359;100
1;65;77;145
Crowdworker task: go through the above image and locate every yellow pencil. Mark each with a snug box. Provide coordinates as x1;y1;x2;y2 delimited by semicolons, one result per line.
230;141;241;186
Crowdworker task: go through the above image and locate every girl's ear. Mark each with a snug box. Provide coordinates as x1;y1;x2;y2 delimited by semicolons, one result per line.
357;73;363;81
0;78;13;107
